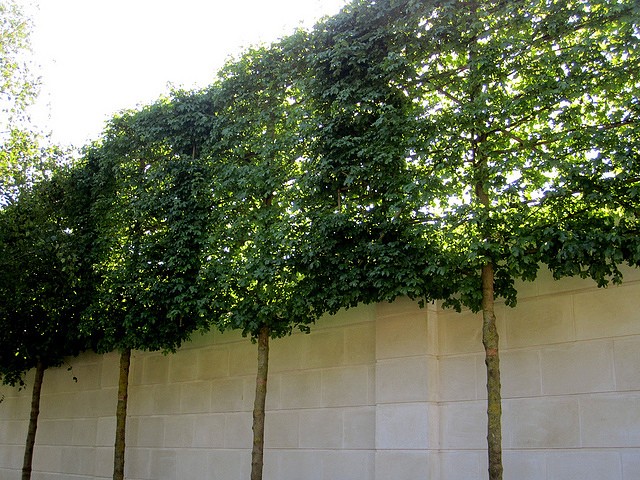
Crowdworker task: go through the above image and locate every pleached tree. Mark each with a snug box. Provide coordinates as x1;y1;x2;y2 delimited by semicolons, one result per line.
81;92;215;480
297;1;640;479
201;36;326;480
0;167;95;480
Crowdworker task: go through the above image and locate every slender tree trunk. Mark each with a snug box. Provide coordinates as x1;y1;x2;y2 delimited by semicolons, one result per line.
22;360;45;480
113;348;131;480
481;262;503;480
250;325;270;480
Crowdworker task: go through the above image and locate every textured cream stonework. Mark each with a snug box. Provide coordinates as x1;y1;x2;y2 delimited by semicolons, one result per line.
0;273;639;479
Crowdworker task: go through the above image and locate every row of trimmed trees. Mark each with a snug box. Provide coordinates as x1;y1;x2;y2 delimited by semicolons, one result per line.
2;1;639;480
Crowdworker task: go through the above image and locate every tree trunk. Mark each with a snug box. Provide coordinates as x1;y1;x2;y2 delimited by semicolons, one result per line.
250;326;270;480
21;360;45;480
113;348;131;480
482;262;503;480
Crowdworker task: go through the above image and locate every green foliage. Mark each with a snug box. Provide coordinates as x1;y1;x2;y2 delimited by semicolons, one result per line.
202;39;323;339
0;0;38;126
296;3;638;478
0;0;65;207
300;0;639;312
0;169;92;386
82;98;215;353
403;0;640;310
295;0;455;312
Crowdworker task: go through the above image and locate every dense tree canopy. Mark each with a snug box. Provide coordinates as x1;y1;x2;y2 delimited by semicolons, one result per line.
2;1;638;479
0;169;92;385
82;98;214;354
297;1;640;478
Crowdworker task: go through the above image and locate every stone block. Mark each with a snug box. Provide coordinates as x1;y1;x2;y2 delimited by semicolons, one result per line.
344;323;376;366
301;329;345;369
129;351;144;386
265;410;300;448
580;394;640;447
375;450;436;480
439;354;479;402
94;386;119;417
504;295;575;348
0;445;24;472
277;450;323;480
269;334;304;372
319;303;376;329
209;378;244;413
299;409;344;449
438;310;484;355
128;385;155;416
100;351;120;388
537;267;596;295
512;276;540;299
153;383;181;415
343;406;375;450
207;449;247;479
280;370;323;409
0;420;27;444
60;446;96;475
503;397;580;448
124;447;151;479
180;381;212;414
376;403;431;450
140;354;170;385
96;416;116;447
439;451;485;480
376;311;430;360
134;416;165;448
0;468;18;480
502;451;548;480
622;450;640;480
619;265;640;282
197;346;230;380
376;296;424;319
32;445;63;472
42;363;91;395
192;413;225;448
36;419;74;445
229;340;258;376
183;328;216;349
540;340;615;395
322;365;370;407
163;414;195;447
546;450;623;480
94;446;114;478
224;412;252;449
70;418;98;446
500;349;542;398
614;337;640;391
377;356;432;404
440;401;486;450
574;283;640;340
175;449;210;480
322;450;375;480
0;394;29;420
150;449;177;480
262;374;282;411
169;349;199;383
68;362;102;391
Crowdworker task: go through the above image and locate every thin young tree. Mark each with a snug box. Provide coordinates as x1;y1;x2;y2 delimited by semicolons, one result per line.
0;168;94;480
82;95;214;480
202;38;324;480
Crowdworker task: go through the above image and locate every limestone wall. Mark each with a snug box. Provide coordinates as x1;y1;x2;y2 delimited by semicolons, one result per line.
1;268;639;479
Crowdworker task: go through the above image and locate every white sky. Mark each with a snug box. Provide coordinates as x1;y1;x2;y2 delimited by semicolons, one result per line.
22;0;347;146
